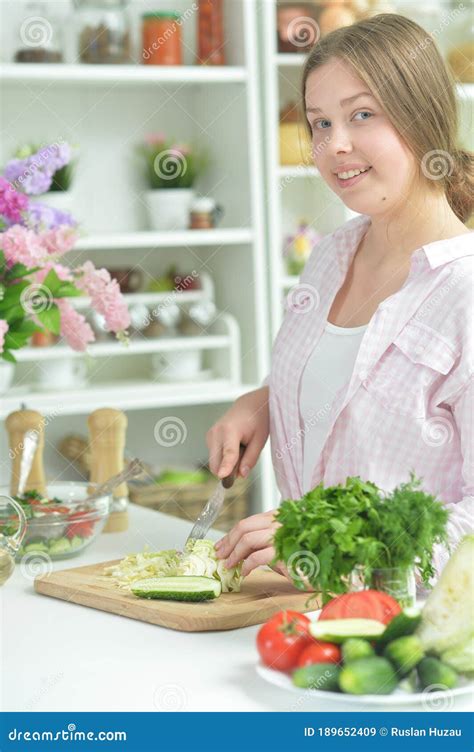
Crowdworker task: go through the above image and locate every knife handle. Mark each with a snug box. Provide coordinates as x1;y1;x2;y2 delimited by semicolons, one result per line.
222;443;246;489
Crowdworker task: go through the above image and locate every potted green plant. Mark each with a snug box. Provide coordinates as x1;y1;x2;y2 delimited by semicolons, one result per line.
139;133;208;231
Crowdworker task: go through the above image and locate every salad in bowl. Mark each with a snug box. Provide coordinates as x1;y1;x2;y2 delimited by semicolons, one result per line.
0;482;111;560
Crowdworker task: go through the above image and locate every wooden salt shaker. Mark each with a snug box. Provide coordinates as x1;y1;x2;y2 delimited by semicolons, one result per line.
88;408;129;532
5;410;47;496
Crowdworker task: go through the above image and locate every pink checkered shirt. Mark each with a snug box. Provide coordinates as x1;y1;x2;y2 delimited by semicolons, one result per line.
266;213;473;575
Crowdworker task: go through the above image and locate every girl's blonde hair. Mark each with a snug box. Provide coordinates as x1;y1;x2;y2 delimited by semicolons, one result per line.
302;13;474;224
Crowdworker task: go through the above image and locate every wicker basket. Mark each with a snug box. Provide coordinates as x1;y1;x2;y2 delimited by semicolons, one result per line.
129;476;250;532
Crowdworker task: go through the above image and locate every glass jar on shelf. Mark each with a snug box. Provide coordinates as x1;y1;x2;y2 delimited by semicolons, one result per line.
142;12;183;65
75;0;132;65
197;0;226;65
14;1;64;63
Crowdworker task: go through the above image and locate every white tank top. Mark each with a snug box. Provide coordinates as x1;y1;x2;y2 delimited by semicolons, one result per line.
300;320;368;494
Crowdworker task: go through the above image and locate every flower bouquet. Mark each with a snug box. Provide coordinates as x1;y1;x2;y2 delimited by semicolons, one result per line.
0;174;130;380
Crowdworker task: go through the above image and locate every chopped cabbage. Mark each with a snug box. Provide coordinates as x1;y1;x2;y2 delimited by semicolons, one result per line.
105;538;243;593
417;535;474;654
441;636;474;674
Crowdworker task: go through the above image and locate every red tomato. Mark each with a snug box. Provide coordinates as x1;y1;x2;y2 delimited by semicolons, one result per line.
65;511;95;539
256;610;312;672
319;590;401;625
296;641;341;667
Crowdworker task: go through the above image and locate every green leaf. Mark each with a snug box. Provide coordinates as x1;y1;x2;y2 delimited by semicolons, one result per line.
0;281;30;311
36;303;60;335
4;331;30;350
1;350;16;363
41;268;65;297
5;263;39;281
55;282;82;298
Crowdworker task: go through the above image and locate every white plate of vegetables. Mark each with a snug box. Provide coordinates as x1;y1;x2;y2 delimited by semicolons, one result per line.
256;536;474;706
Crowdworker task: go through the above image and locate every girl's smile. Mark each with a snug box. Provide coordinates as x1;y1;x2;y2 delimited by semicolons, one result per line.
335;165;373;189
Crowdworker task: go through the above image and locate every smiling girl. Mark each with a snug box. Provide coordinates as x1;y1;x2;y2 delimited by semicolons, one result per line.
207;14;473;581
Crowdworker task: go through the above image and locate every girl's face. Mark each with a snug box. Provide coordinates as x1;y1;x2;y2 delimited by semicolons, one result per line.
305;58;418;217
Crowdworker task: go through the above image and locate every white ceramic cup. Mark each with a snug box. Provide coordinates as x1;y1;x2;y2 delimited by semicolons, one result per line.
35;358;87;391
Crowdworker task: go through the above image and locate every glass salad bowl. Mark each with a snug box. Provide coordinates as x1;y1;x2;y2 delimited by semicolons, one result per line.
0;482;111;561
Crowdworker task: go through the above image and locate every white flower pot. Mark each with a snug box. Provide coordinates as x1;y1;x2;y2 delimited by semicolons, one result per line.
144;188;195;231
0;361;15;394
33;190;74;214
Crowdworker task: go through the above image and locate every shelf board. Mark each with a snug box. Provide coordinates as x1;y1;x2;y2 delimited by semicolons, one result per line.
278;165;320;178
71;289;206;310
15;335;231;362
0;380;257;417
75;228;253;251
0;63;247;85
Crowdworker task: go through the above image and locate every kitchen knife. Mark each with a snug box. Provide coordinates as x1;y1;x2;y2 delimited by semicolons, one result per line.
184;443;246;547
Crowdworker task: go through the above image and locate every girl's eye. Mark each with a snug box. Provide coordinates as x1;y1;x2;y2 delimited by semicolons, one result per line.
353;110;373;121
311;110;373;131
312;119;331;130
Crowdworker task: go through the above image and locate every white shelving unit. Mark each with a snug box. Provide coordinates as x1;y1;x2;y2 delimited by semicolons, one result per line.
261;1;474;339
0;0;276;510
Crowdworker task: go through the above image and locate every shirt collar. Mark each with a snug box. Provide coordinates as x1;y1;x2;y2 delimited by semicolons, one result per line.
336;214;473;273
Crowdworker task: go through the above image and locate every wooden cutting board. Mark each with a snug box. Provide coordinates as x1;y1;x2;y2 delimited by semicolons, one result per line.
34;559;320;632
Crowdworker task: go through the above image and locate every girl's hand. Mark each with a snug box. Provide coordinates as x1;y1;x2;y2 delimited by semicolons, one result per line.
206;387;269;480
215;509;285;577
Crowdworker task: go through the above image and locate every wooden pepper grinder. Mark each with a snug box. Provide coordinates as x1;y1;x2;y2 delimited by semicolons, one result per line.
5;410;47;497
88;408;129;533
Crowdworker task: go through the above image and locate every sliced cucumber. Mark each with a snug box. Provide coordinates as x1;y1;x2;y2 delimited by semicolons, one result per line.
131;575;222;602
310;618;385;643
292;663;340;692
339;657;398;695
377;608;422;649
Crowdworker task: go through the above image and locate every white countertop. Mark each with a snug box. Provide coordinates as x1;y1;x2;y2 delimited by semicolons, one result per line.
2;504;472;713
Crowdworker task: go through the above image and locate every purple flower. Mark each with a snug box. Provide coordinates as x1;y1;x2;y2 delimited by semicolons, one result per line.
37;142;71;173
28;201;77;231
4;143;72;196
4;156;52;195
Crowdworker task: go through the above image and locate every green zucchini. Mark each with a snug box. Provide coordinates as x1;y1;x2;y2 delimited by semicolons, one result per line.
417;657;458;691
342;638;374;663
339;657;398;695
377;608;422;649
131;575;221;601
292;663;340;692
310;618;385;643
384;635;425;676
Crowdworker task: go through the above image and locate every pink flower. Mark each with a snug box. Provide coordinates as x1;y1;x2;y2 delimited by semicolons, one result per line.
0;224;46;267
0;177;29;224
76;260;130;333
0;319;9;354
57;299;95;351
41;226;78;256
171;143;191;156
144;132;166;147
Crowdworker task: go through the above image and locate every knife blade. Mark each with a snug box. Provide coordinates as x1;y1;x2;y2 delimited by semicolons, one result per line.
184;443;246;547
